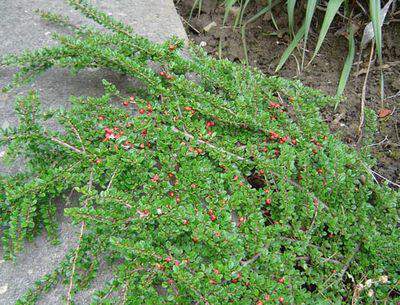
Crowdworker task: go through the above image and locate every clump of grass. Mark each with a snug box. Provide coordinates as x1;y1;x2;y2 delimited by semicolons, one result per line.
200;0;396;102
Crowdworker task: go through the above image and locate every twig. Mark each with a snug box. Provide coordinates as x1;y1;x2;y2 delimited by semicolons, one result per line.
106;170;118;191
383;90;400;101
366;136;388;147
308;199;319;233
66;167;94;304
338;244;360;279
357;41;375;145
240;252;261;266
362;162;400;188
181;17;200;34
121;280;129;305
47;134;85;154
68;120;86;153
296;256;341;265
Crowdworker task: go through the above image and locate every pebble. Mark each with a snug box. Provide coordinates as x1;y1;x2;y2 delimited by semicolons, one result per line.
0;284;8;295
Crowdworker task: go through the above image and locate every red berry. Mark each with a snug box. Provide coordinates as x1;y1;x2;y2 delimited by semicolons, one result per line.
269;131;279;140
174;260;180;266
165;256;172;263
259;169;264;175
151;174;159;182
269;102;281;108
265;198;271;205
231;278;238;284
98;115;105;120
159;71;166;77
169;44;176;51
291;139;297;145
264;294;270;301
95;158;102;164
256;301;263;305
129;96;135;101
233;175;239;181
210;214;217;222
169;191;174;197
139;108;145;114
279;136;288;144
279;297;284;303
122;101;129;107
278;277;285;284
213;269;220;275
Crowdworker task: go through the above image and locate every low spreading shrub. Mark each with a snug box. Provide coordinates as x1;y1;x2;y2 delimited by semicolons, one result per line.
0;1;399;304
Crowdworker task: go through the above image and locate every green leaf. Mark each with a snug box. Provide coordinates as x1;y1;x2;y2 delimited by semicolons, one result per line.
287;0;296;35
223;0;238;26
275;22;305;72
336;24;355;101
310;0;344;63
369;0;384;100
301;0;317;68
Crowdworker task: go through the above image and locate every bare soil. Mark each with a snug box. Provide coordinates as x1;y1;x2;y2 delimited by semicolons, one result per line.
175;0;400;185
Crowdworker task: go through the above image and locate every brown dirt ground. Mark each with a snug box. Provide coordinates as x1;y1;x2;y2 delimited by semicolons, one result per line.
175;0;400;185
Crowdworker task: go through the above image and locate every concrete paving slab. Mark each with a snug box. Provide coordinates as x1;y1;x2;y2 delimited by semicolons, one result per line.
0;1;187;304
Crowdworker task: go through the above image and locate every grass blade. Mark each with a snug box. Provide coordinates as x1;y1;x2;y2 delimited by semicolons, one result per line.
301;0;317;69
219;0;238;58
335;24;355;102
189;0;201;20
310;0;344;63
241;5;272;64
287;0;296;35
223;0;238;25
275;22;305;72
369;0;384;100
239;0;251;27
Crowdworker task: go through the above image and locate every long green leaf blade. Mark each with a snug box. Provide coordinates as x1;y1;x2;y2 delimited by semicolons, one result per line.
275;22;305;72
369;0;384;99
310;0;344;63
223;0;238;25
301;0;317;69
287;0;296;35
336;25;355;101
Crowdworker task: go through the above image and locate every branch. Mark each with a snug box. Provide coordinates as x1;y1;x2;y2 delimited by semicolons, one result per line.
47;133;85;155
66;167;94;304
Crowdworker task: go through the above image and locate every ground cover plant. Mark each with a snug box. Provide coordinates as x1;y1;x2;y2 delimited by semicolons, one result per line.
0;0;399;304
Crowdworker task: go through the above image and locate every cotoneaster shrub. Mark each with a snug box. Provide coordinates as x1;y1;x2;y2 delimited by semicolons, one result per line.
0;1;399;304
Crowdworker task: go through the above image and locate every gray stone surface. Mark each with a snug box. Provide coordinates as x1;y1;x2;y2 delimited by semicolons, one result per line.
0;1;187;304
